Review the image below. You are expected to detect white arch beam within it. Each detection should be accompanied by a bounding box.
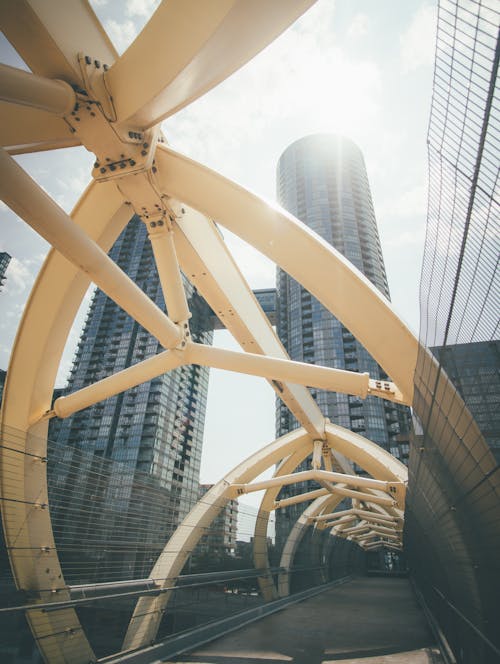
[277,495,343,597]
[155,145,419,402]
[0,150,183,352]
[173,207,327,437]
[231,469,403,499]
[253,443,312,602]
[106,0,315,127]
[122,428,311,651]
[252,440,351,601]
[252,427,407,600]
[0,181,131,663]
[0,0,117,84]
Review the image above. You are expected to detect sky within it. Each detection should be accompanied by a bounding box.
[0,0,437,489]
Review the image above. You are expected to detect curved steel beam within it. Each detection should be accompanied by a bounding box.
[122,428,312,651]
[0,181,130,663]
[254,426,407,599]
[253,443,312,601]
[155,145,419,403]
[106,0,315,127]
[278,494,343,597]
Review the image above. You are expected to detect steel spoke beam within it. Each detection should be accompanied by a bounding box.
[187,342,371,398]
[51,350,184,421]
[147,223,191,325]
[232,468,401,496]
[274,488,330,509]
[314,508,398,525]
[0,63,76,115]
[0,149,182,350]
[318,480,397,507]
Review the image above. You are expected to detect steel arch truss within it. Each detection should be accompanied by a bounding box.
[0,2,443,662]
[122,424,407,650]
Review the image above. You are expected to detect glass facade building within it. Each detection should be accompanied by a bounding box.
[431,341,500,464]
[275,134,411,544]
[0,252,11,292]
[48,217,213,577]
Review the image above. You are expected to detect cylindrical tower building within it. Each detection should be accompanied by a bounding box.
[276,134,411,546]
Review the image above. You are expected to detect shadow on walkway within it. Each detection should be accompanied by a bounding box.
[167,577,442,664]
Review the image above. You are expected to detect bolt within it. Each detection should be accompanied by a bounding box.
[100,167,106,174]
[85,55,91,65]
[103,63,109,71]
[109,164,116,171]
[152,166,157,173]
[128,131,134,139]
[120,162,126,169]
[129,160,136,166]
[150,222,156,227]
[181,208,185,214]
[94,162,99,168]
[90,111,95,117]
[141,150,147,156]
[157,219,164,226]
[143,142,149,149]
[94,60,101,68]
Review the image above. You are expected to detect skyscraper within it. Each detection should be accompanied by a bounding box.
[275,134,411,542]
[0,252,11,291]
[48,216,213,578]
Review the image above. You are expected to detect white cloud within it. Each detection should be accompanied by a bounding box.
[385,227,426,248]
[347,13,370,40]
[400,4,437,72]
[379,182,428,220]
[55,170,91,212]
[100,0,160,54]
[104,18,138,54]
[126,0,160,19]
[164,0,382,199]
[4,256,37,295]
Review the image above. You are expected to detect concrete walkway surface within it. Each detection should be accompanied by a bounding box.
[164,577,443,664]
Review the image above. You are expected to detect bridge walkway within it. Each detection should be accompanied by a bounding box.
[165,576,443,664]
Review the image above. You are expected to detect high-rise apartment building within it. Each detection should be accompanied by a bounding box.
[0,252,11,291]
[275,134,411,543]
[52,217,212,492]
[194,483,238,562]
[48,217,213,578]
